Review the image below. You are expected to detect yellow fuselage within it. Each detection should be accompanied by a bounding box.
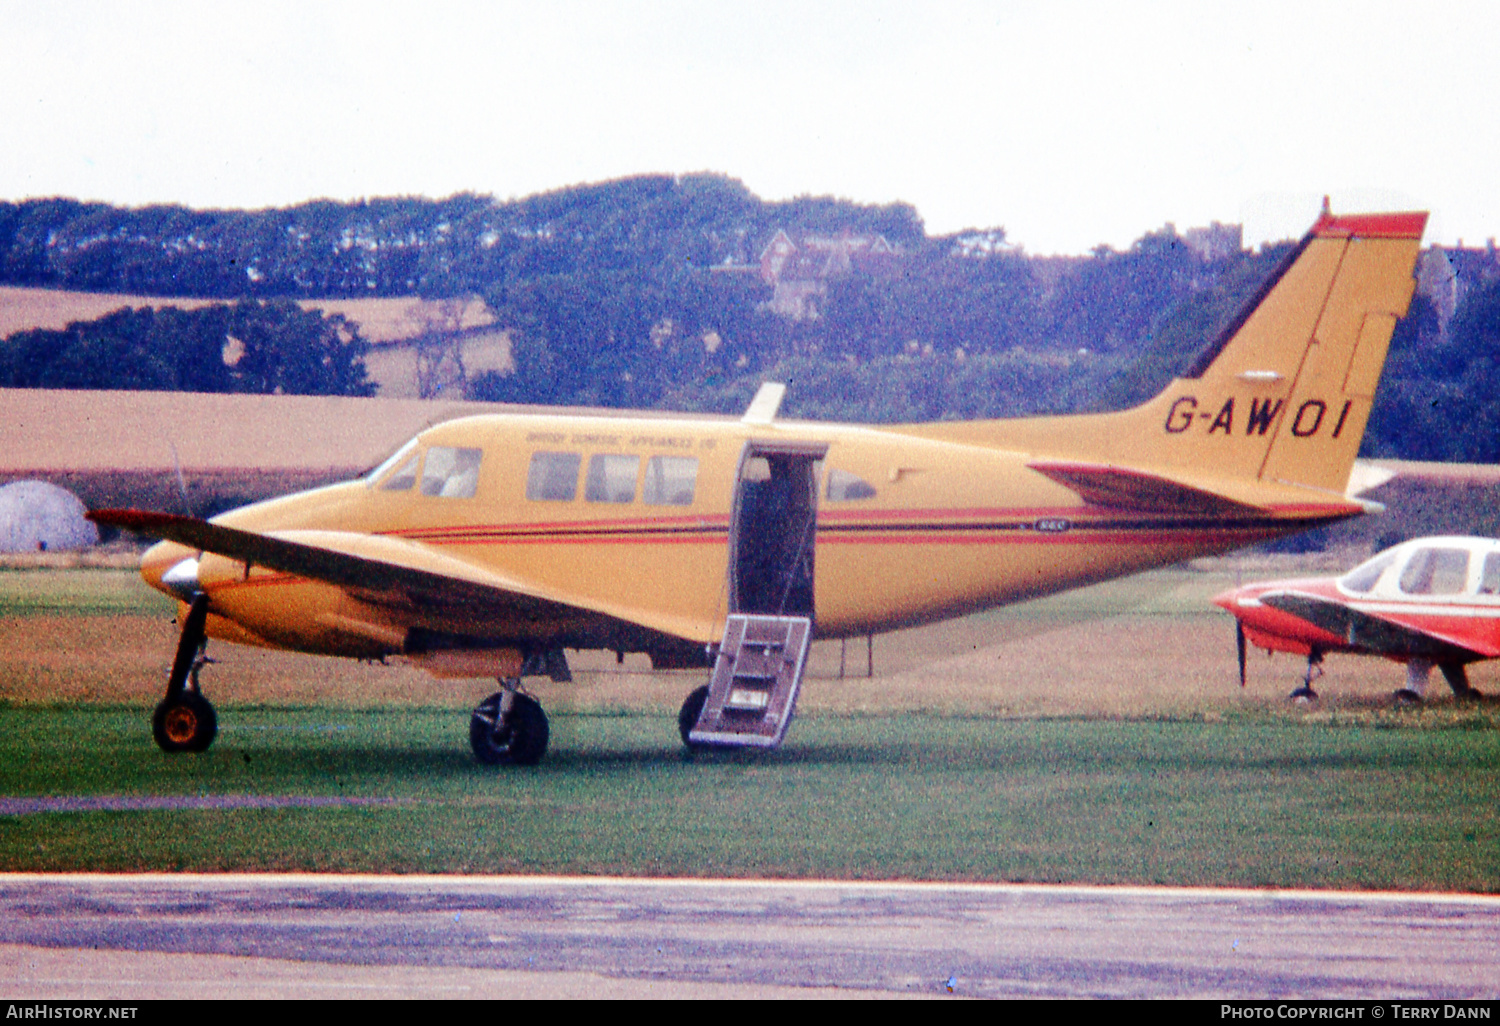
[140,410,1349,668]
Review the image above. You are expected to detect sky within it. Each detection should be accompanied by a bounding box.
[2,0,1498,255]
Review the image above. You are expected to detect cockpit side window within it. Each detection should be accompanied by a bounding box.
[421,446,483,498]
[1340,551,1397,594]
[1398,547,1470,595]
[527,452,581,501]
[826,468,877,501]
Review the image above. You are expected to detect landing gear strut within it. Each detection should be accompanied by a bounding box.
[1395,657,1433,705]
[152,592,218,753]
[470,680,549,766]
[1440,662,1484,702]
[1290,648,1324,702]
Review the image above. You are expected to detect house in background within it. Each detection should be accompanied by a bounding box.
[754,230,901,320]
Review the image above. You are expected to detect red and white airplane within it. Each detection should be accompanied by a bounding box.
[1214,536,1500,702]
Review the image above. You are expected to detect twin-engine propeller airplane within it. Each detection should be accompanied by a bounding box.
[91,206,1428,765]
[1215,536,1498,703]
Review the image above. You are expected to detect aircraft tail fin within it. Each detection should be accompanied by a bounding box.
[903,208,1428,497]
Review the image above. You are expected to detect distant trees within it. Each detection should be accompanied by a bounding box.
[819,233,1040,362]
[0,301,374,396]
[1363,281,1500,462]
[657,350,1131,424]
[1096,241,1294,410]
[4,178,1497,463]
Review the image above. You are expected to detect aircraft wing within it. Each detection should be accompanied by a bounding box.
[1259,590,1500,661]
[88,509,709,646]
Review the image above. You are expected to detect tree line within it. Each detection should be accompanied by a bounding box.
[0,301,372,396]
[2,175,1497,461]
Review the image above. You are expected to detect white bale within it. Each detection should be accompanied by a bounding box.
[0,480,100,553]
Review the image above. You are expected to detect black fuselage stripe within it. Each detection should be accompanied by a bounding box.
[392,513,1349,543]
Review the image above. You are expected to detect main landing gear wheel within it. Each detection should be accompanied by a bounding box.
[152,690,217,753]
[470,687,549,766]
[678,685,710,749]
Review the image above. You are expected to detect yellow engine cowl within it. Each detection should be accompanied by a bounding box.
[195,552,391,659]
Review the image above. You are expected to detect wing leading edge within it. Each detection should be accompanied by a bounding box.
[1260,590,1499,661]
[88,508,712,648]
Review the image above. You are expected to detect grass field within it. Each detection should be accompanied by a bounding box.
[0,562,1497,888]
[1,708,1496,889]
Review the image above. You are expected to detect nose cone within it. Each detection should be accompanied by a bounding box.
[140,540,199,598]
[1212,585,1257,615]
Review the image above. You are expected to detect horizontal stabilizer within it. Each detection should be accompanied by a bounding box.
[1026,460,1264,514]
[1261,591,1499,660]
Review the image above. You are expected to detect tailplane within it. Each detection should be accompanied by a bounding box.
[904,207,1428,498]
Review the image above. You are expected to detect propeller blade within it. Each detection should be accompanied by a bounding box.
[169,441,194,519]
[1236,620,1247,688]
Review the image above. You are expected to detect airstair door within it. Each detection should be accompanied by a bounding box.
[688,441,825,748]
[727,442,824,617]
[688,613,813,748]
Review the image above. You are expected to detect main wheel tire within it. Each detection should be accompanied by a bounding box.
[470,692,549,766]
[677,685,710,748]
[152,693,218,753]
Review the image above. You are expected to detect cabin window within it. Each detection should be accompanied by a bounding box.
[379,451,421,492]
[826,468,877,501]
[421,446,482,498]
[526,451,581,501]
[1340,551,1397,594]
[585,454,640,503]
[1479,553,1500,596]
[643,456,698,506]
[1398,547,1470,596]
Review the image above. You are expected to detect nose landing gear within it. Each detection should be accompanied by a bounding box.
[152,592,218,753]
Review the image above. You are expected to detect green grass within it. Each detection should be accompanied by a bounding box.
[1,705,1496,890]
[0,568,171,617]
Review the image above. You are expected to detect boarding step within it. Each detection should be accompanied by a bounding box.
[689,614,813,748]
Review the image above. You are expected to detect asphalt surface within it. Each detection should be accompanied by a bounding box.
[2,875,1498,999]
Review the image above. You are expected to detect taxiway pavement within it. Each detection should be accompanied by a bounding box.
[2,874,1497,999]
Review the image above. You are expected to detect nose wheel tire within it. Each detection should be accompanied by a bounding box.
[470,691,549,766]
[152,692,218,753]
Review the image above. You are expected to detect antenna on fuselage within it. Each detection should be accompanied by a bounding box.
[742,382,787,425]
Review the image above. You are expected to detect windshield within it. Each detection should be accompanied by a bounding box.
[362,437,420,485]
[1339,550,1397,594]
